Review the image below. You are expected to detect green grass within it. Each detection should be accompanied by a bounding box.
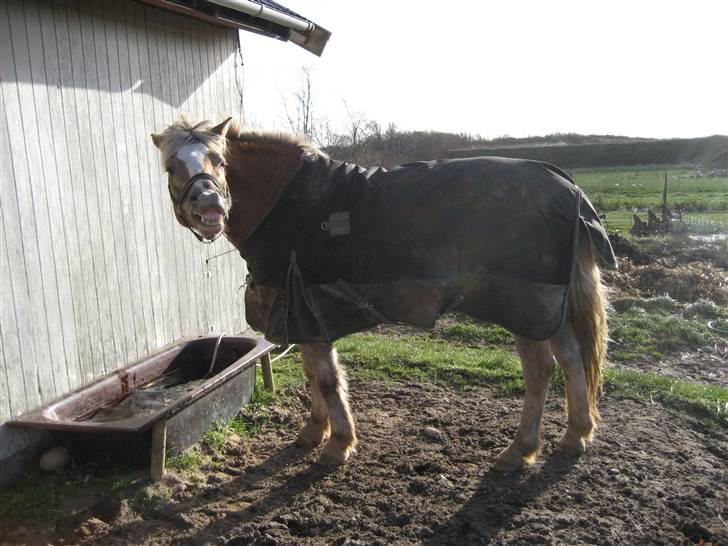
[436,320,514,345]
[337,333,524,393]
[603,368,728,427]
[333,331,727,427]
[608,297,723,362]
[572,167,728,213]
[167,450,204,470]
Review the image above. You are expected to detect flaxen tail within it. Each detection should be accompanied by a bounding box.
[568,235,609,425]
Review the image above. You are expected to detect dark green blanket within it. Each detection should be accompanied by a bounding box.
[242,155,615,344]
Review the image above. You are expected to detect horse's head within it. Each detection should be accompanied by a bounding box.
[151,117,234,243]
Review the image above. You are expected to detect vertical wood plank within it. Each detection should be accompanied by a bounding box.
[0,104,27,418]
[0,226,16,418]
[90,0,137,364]
[2,0,57,405]
[51,0,100,384]
[143,5,180,343]
[148,7,186,341]
[112,0,154,359]
[125,0,164,348]
[39,0,87,391]
[78,0,127,372]
[65,1,116,377]
[26,0,80,395]
[159,9,194,337]
[99,0,146,361]
[180,14,206,334]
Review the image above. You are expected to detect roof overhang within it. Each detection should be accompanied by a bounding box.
[139,0,331,56]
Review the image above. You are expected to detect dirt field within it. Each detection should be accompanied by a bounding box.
[2,379,725,546]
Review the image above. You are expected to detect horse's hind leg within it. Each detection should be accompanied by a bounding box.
[550,324,595,453]
[298,343,357,465]
[494,336,555,471]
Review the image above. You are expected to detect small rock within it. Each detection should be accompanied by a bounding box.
[438,475,455,489]
[422,427,444,442]
[39,445,71,472]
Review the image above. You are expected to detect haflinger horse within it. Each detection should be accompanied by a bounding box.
[151,116,616,471]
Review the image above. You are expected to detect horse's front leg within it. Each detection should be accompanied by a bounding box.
[494,336,555,471]
[297,342,357,465]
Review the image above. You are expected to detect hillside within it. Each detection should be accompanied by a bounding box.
[446,135,728,169]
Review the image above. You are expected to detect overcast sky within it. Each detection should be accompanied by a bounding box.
[237,0,727,139]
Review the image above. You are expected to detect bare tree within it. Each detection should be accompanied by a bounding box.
[282,66,316,139]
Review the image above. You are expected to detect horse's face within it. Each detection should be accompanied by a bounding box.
[151,118,233,243]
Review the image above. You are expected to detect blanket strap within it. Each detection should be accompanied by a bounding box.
[442,266,488,314]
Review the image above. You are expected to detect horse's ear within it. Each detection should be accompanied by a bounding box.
[151,133,163,149]
[210,117,233,138]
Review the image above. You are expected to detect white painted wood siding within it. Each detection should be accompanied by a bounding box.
[0,0,247,459]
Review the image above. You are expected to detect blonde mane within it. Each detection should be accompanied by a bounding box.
[155,115,326,165]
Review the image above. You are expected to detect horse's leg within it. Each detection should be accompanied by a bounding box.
[550,323,595,453]
[494,336,555,471]
[298,342,357,465]
[295,345,330,448]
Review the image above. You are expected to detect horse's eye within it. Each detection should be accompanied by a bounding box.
[165,166,175,175]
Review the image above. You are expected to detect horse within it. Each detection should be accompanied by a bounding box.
[151,116,615,471]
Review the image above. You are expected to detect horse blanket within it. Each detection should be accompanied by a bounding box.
[241,155,616,344]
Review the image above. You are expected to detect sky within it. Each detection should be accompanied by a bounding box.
[237,0,728,140]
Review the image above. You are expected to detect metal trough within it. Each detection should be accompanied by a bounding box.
[8,335,276,479]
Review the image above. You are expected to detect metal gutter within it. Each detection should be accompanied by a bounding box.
[207,0,314,32]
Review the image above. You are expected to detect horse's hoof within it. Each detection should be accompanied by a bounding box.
[295,423,329,449]
[493,448,527,472]
[557,433,587,454]
[317,438,356,466]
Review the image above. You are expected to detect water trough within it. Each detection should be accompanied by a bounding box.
[9,334,276,479]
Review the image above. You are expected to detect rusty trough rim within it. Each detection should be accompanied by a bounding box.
[7,335,275,434]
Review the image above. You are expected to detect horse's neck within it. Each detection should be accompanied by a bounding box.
[224,140,303,250]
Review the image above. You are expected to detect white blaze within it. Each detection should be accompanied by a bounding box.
[177,141,209,176]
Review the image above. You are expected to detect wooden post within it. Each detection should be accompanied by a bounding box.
[150,420,167,481]
[261,353,275,394]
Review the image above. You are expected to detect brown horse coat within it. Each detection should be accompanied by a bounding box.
[242,155,616,344]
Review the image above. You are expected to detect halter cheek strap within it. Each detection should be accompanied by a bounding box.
[169,172,230,242]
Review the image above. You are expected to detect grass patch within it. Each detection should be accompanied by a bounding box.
[609,301,719,361]
[436,320,514,345]
[334,331,726,427]
[337,333,523,393]
[603,368,728,427]
[573,167,728,213]
[167,450,204,470]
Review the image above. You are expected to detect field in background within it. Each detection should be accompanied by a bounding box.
[572,166,728,234]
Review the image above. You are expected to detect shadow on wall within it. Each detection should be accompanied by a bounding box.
[4,0,238,109]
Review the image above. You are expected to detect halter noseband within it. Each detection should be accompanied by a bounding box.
[169,172,230,242]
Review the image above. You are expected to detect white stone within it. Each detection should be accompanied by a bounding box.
[39,445,71,472]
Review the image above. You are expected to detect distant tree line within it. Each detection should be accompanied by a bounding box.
[281,67,722,168]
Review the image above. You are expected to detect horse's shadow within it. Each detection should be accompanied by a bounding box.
[424,450,580,545]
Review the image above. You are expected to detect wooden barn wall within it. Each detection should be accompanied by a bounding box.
[0,0,246,468]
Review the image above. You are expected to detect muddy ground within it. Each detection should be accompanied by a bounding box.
[3,380,726,546]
